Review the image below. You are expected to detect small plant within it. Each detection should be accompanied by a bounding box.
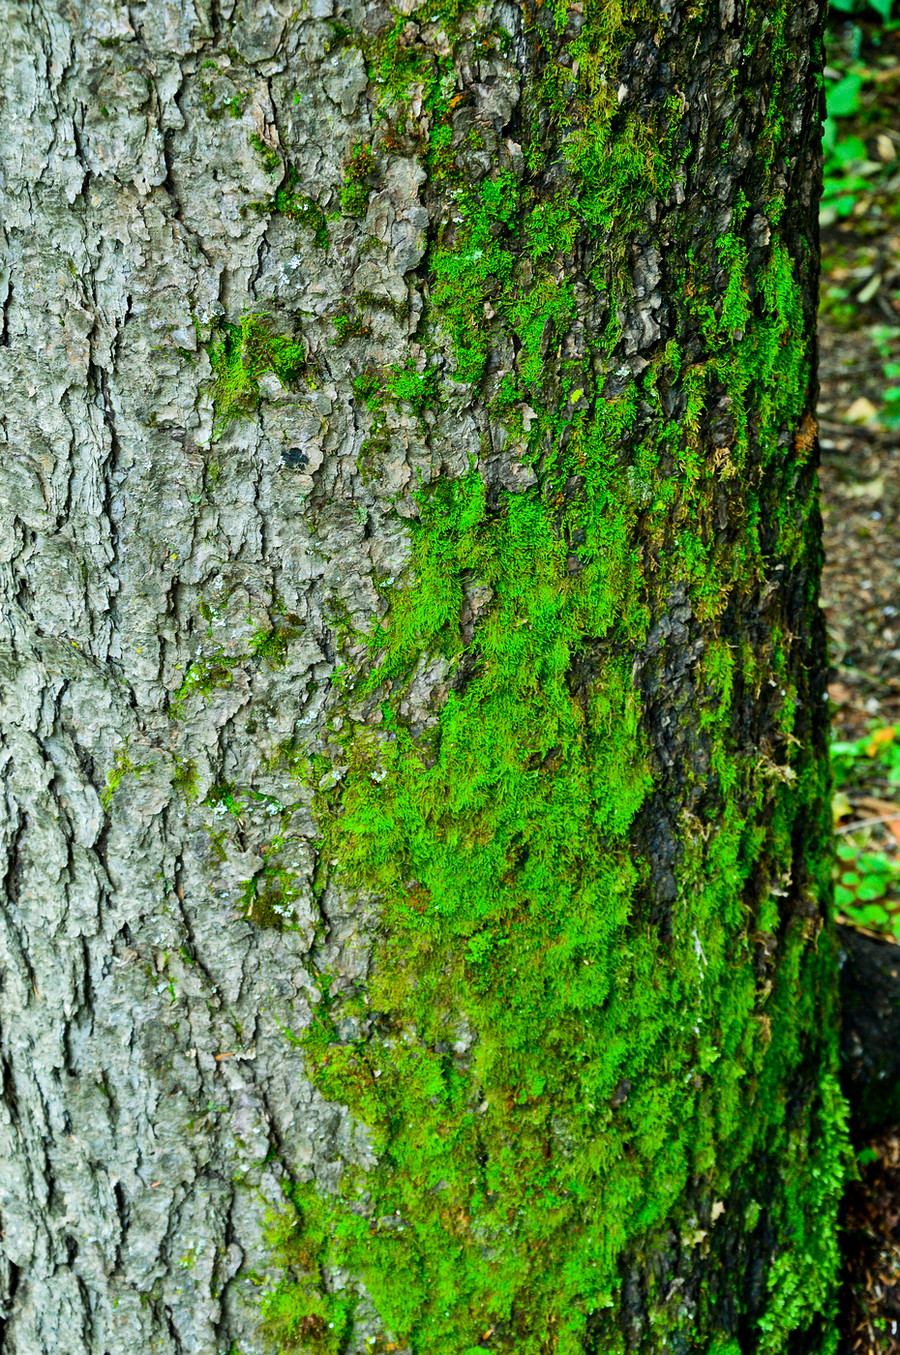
[340,144,375,217]
[834,839,900,933]
[868,324,900,427]
[831,724,900,790]
[832,725,900,938]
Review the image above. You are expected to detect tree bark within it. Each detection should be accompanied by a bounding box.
[0,0,844,1352]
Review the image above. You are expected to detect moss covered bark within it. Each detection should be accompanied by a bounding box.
[242,0,850,1352]
[0,0,843,1344]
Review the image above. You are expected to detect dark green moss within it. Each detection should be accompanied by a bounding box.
[248,166,329,247]
[332,313,369,345]
[250,623,302,670]
[249,132,281,174]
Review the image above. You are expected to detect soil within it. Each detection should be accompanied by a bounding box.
[819,16,900,1351]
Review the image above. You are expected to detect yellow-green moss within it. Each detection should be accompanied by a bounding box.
[208,314,306,436]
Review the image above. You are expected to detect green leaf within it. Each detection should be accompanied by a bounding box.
[835,194,859,217]
[827,74,863,119]
[857,878,888,901]
[835,884,858,906]
[832,135,868,165]
[871,0,893,19]
[859,851,896,874]
[859,904,890,926]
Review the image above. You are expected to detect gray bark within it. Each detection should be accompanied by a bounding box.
[0,0,429,1348]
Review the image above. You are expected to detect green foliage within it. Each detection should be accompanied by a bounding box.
[868,324,900,425]
[831,724,900,788]
[830,0,893,19]
[834,837,900,923]
[831,725,900,937]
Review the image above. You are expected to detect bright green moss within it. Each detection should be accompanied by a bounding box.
[385,363,441,418]
[262,0,844,1349]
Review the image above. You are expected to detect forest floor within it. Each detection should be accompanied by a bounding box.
[820,12,900,1351]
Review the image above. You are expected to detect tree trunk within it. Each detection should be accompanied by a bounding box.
[0,0,844,1352]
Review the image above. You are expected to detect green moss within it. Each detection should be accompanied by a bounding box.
[340,144,375,218]
[250,132,281,174]
[250,624,302,670]
[208,314,306,436]
[260,1195,354,1353]
[352,367,384,412]
[101,747,160,810]
[332,313,368,345]
[248,166,329,247]
[173,756,200,801]
[258,0,844,1349]
[170,653,237,716]
[386,363,441,418]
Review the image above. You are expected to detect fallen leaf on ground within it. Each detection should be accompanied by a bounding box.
[828,682,857,706]
[856,796,900,842]
[844,396,880,424]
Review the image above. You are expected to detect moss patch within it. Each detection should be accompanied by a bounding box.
[259,0,844,1349]
[208,314,306,436]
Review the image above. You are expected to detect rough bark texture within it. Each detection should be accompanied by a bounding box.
[0,0,844,1353]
